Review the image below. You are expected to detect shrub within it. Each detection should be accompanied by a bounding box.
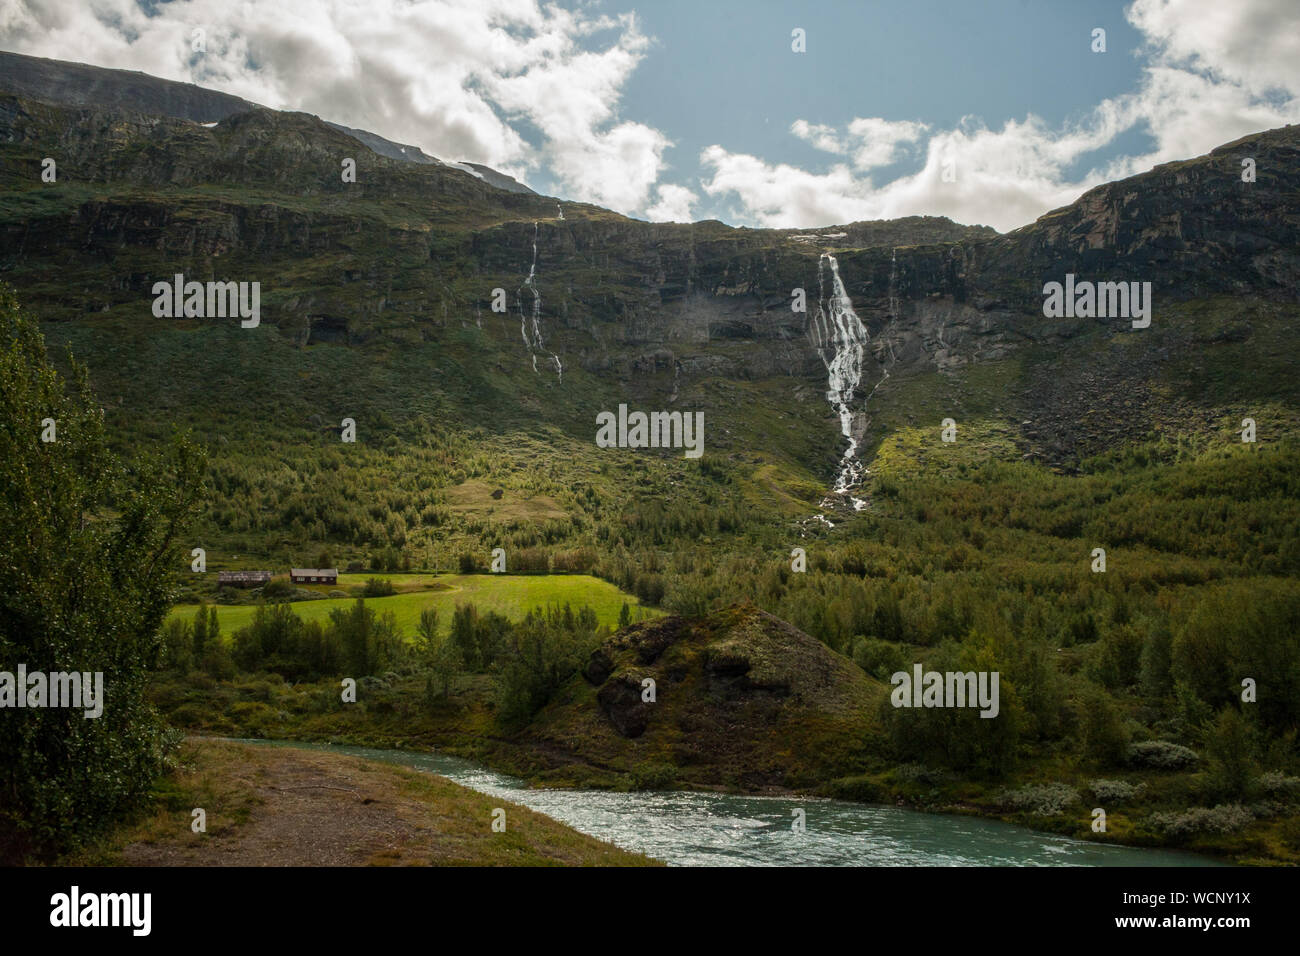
[892,764,954,787]
[826,774,885,802]
[261,578,295,600]
[1088,779,1147,802]
[362,577,395,598]
[1202,707,1256,798]
[629,763,678,791]
[1148,804,1255,838]
[1127,740,1199,770]
[513,547,550,572]
[634,573,666,606]
[851,636,907,680]
[1258,771,1300,800]
[200,640,236,680]
[1079,685,1130,766]
[552,547,596,573]
[996,783,1081,816]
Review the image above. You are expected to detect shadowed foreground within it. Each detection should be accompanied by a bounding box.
[70,739,657,867]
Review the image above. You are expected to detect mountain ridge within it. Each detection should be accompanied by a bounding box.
[0,50,532,193]
[0,55,1296,483]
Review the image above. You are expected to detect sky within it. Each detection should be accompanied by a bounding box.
[2,0,1299,231]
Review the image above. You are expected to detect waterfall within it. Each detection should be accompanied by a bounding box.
[810,253,871,511]
[888,247,899,322]
[517,222,563,381]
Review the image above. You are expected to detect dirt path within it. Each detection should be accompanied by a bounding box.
[105,739,653,867]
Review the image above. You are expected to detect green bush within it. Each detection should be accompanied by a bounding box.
[362,577,396,598]
[825,774,885,802]
[1202,707,1257,799]
[0,288,203,859]
[995,783,1081,816]
[851,636,907,680]
[1078,685,1131,767]
[1127,740,1199,770]
[1088,779,1147,802]
[1148,804,1256,838]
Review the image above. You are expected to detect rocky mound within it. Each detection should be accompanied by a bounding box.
[518,604,883,792]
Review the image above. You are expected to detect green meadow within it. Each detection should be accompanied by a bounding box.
[171,573,660,639]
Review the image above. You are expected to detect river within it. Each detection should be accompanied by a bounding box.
[239,739,1224,867]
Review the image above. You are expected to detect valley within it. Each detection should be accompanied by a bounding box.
[1,51,1298,869]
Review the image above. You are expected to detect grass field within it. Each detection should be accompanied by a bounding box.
[170,573,660,639]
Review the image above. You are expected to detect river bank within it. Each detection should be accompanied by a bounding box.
[229,738,1226,866]
[63,738,656,867]
[149,663,1300,865]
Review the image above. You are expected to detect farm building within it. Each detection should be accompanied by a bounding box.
[290,568,338,585]
[217,570,273,588]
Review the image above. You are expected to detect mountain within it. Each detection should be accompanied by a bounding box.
[0,50,255,122]
[0,50,530,189]
[1,55,1297,508]
[4,56,1300,866]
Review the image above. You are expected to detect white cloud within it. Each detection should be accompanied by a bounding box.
[645,183,698,222]
[700,146,878,226]
[845,118,930,171]
[1128,0,1300,98]
[792,117,929,172]
[790,120,845,155]
[703,0,1300,231]
[0,0,677,215]
[3,0,1297,230]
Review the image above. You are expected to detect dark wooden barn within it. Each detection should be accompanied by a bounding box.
[217,570,273,588]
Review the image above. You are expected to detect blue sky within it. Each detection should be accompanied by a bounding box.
[3,0,1298,230]
[543,0,1155,224]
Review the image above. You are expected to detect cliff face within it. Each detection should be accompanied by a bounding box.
[985,127,1300,302]
[1,59,1297,474]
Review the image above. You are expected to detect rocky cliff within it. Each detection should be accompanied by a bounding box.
[1,57,1297,479]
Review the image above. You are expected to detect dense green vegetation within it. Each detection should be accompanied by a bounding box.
[8,257,1300,863]
[137,395,1300,860]
[159,590,613,725]
[0,290,202,860]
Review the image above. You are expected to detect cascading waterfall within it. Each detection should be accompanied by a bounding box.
[888,247,900,322]
[885,246,900,363]
[517,222,563,381]
[810,253,872,512]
